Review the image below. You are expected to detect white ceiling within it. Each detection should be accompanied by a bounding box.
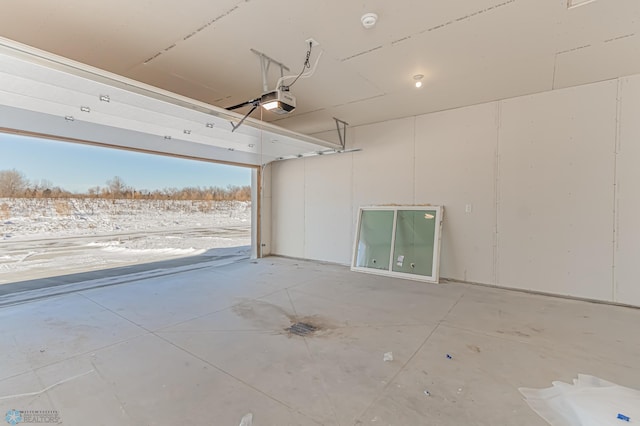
[2,0,640,137]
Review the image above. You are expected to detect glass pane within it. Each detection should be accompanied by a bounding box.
[355,210,394,270]
[392,210,437,277]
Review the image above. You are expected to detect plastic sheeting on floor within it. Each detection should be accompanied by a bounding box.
[519,375,640,426]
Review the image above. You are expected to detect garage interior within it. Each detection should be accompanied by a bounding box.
[2,0,640,424]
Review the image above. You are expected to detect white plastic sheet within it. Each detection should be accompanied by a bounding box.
[519,375,640,426]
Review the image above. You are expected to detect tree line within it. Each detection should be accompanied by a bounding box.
[0,169,251,201]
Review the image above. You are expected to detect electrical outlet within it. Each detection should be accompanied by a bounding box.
[465,204,473,213]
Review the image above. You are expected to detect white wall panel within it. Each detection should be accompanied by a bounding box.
[260,194,272,257]
[304,154,354,264]
[271,160,305,258]
[615,75,640,305]
[352,118,416,208]
[269,74,640,306]
[260,164,272,256]
[414,103,498,284]
[497,81,617,301]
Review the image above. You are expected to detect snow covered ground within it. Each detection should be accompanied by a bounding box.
[0,198,251,284]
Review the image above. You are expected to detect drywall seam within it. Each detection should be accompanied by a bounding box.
[251,168,259,259]
[604,33,636,44]
[556,44,592,55]
[612,78,622,302]
[142,3,244,65]
[419,1,517,36]
[303,158,307,259]
[341,0,517,62]
[341,46,384,62]
[555,34,634,58]
[616,79,624,155]
[412,116,417,205]
[552,53,558,90]
[494,101,502,285]
[350,142,355,265]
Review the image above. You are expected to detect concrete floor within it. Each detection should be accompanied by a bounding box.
[1,257,639,425]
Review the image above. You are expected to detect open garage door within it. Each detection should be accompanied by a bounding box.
[0,132,255,295]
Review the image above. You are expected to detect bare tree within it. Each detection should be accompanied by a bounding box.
[106,176,126,198]
[37,179,53,190]
[87,186,100,198]
[0,169,28,197]
[0,169,251,201]
[31,179,53,198]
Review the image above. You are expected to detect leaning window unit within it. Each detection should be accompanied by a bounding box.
[351,205,444,283]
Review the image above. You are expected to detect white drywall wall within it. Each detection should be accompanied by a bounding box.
[615,75,640,306]
[271,159,305,257]
[304,154,353,263]
[270,73,640,306]
[414,103,499,284]
[260,164,272,257]
[352,118,416,208]
[497,81,617,301]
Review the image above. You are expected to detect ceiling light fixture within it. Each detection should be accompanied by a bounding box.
[413,74,424,88]
[361,13,378,29]
[261,88,296,114]
[261,90,296,114]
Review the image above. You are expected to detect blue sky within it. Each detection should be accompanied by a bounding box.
[0,133,252,193]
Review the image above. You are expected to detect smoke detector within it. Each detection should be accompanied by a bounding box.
[361,13,378,29]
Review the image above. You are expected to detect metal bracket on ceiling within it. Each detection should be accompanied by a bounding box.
[250,49,290,92]
[333,117,349,149]
[230,103,259,132]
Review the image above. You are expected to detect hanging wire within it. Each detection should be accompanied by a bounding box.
[278,42,312,90]
[259,106,264,258]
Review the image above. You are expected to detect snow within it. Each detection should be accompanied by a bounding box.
[0,198,251,284]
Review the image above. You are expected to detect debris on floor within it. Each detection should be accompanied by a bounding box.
[446,353,453,359]
[519,374,640,426]
[383,352,394,362]
[424,390,431,397]
[617,413,630,422]
[239,413,253,426]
